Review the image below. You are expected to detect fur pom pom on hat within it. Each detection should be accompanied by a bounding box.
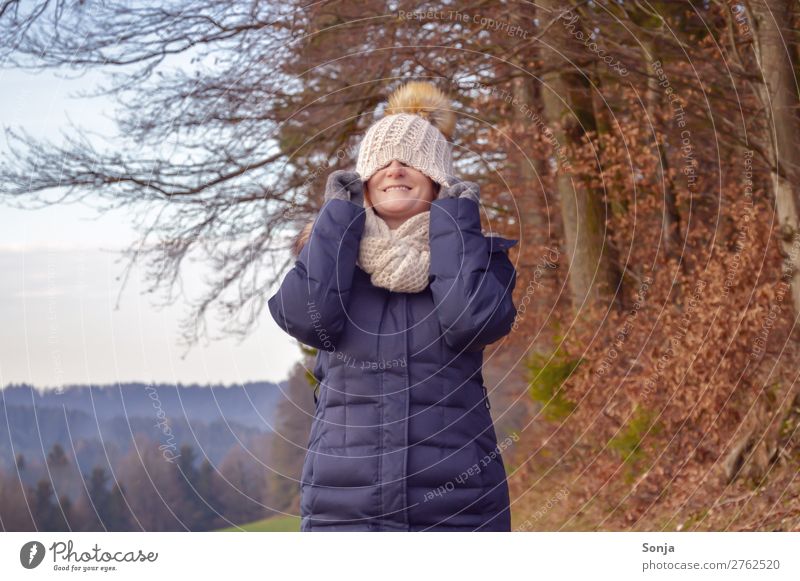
[356,81,456,190]
[385,82,456,138]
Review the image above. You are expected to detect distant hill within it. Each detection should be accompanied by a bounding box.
[0,381,285,477]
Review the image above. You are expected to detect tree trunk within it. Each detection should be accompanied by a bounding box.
[511,74,556,294]
[538,0,620,312]
[747,0,800,313]
[721,0,800,484]
[642,36,683,264]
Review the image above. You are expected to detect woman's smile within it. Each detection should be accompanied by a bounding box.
[383,184,411,192]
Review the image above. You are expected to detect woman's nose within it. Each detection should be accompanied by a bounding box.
[386,160,405,175]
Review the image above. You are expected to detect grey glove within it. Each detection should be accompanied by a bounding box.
[440,176,480,205]
[324,170,365,207]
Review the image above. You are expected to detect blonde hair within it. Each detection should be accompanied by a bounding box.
[293,219,314,257]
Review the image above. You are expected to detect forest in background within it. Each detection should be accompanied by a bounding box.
[0,377,311,531]
[1,1,799,530]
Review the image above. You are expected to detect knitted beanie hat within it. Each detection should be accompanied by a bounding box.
[356,81,456,192]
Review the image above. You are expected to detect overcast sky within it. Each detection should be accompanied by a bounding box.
[0,66,300,389]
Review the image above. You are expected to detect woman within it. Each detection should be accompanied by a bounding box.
[268,81,518,531]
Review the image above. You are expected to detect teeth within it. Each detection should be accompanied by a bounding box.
[385,186,410,192]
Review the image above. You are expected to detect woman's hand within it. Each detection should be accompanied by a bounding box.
[440,176,480,205]
[324,170,365,206]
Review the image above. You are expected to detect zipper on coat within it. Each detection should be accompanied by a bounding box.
[482,385,491,410]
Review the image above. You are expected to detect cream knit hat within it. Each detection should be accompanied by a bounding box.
[356,81,456,191]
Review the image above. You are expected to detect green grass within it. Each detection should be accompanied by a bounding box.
[526,348,582,422]
[217,514,301,532]
[608,405,662,483]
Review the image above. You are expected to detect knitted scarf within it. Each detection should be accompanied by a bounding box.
[357,205,431,293]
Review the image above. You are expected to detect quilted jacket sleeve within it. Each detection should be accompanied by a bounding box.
[429,196,518,353]
[267,198,365,351]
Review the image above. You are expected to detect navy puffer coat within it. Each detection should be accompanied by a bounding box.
[268,195,518,531]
